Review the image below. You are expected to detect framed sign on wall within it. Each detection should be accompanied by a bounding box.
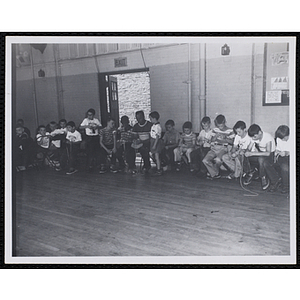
[263,43,289,106]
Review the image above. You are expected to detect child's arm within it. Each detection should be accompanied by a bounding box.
[245,141,272,157]
[112,130,117,153]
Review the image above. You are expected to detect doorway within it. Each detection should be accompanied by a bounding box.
[98,69,151,127]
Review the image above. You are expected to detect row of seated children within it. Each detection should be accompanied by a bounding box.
[170,114,290,194]
[15,109,291,193]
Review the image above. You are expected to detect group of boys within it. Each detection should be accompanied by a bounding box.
[14,110,290,194]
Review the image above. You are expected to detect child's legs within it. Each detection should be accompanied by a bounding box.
[173,147,181,162]
[262,154,280,184]
[190,148,201,168]
[154,152,161,170]
[215,148,227,169]
[115,146,125,168]
[139,140,151,169]
[185,148,194,163]
[202,149,218,176]
[68,144,79,170]
[277,156,289,186]
[124,143,136,169]
[222,153,235,172]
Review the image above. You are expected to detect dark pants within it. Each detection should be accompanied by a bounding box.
[275,156,289,187]
[66,143,80,170]
[86,135,100,167]
[190,146,210,172]
[100,144,125,167]
[244,153,280,184]
[137,140,151,169]
[161,146,176,166]
[117,142,135,169]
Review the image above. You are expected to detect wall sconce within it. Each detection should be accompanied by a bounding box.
[38,69,45,78]
[221,44,230,56]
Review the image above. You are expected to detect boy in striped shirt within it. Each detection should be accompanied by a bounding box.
[203,114,235,179]
[174,121,197,171]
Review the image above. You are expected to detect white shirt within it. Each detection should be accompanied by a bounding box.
[197,129,213,147]
[233,133,252,150]
[80,118,101,136]
[66,130,82,142]
[150,123,162,139]
[276,137,291,153]
[36,133,50,148]
[254,132,276,152]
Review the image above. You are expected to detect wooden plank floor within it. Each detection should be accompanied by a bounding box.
[13,165,290,257]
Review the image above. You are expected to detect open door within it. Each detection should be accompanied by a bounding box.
[108,76,119,127]
[98,74,119,127]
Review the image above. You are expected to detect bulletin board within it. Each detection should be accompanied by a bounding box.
[262,43,289,106]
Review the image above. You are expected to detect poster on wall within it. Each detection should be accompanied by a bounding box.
[263,44,289,106]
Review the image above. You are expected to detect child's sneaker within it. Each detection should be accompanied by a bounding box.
[99,165,107,174]
[152,169,163,176]
[261,176,270,190]
[175,162,181,172]
[110,165,118,173]
[66,169,78,175]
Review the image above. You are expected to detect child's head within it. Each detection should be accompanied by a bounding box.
[233,120,247,137]
[16,124,24,136]
[59,119,67,128]
[66,121,76,133]
[37,125,46,135]
[182,121,192,135]
[214,114,226,129]
[165,119,175,132]
[275,125,289,141]
[135,110,145,124]
[121,115,130,126]
[248,124,263,140]
[149,111,160,123]
[17,119,24,126]
[106,118,115,129]
[87,108,95,120]
[201,116,211,131]
[49,121,57,131]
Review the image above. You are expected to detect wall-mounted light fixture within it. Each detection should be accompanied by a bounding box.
[38,69,45,77]
[221,44,230,56]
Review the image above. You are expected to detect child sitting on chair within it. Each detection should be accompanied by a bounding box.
[65,121,82,175]
[149,111,164,176]
[117,115,136,174]
[161,119,180,170]
[99,118,125,174]
[190,116,213,175]
[202,114,235,179]
[274,125,290,194]
[174,121,196,171]
[36,125,60,171]
[15,123,34,171]
[222,120,252,179]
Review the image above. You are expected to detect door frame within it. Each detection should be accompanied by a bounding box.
[98,68,149,126]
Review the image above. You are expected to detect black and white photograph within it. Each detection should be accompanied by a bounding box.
[5,35,296,265]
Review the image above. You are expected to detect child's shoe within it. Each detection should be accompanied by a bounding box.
[110,165,118,173]
[152,169,163,176]
[261,176,270,190]
[99,165,107,174]
[268,178,282,193]
[281,185,289,194]
[66,169,78,175]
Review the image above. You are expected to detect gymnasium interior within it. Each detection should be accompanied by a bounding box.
[7,37,295,264]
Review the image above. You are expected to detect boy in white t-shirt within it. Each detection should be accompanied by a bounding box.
[222,120,252,179]
[79,108,101,171]
[274,125,290,194]
[190,116,213,175]
[243,124,281,191]
[149,111,164,176]
[65,121,82,175]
